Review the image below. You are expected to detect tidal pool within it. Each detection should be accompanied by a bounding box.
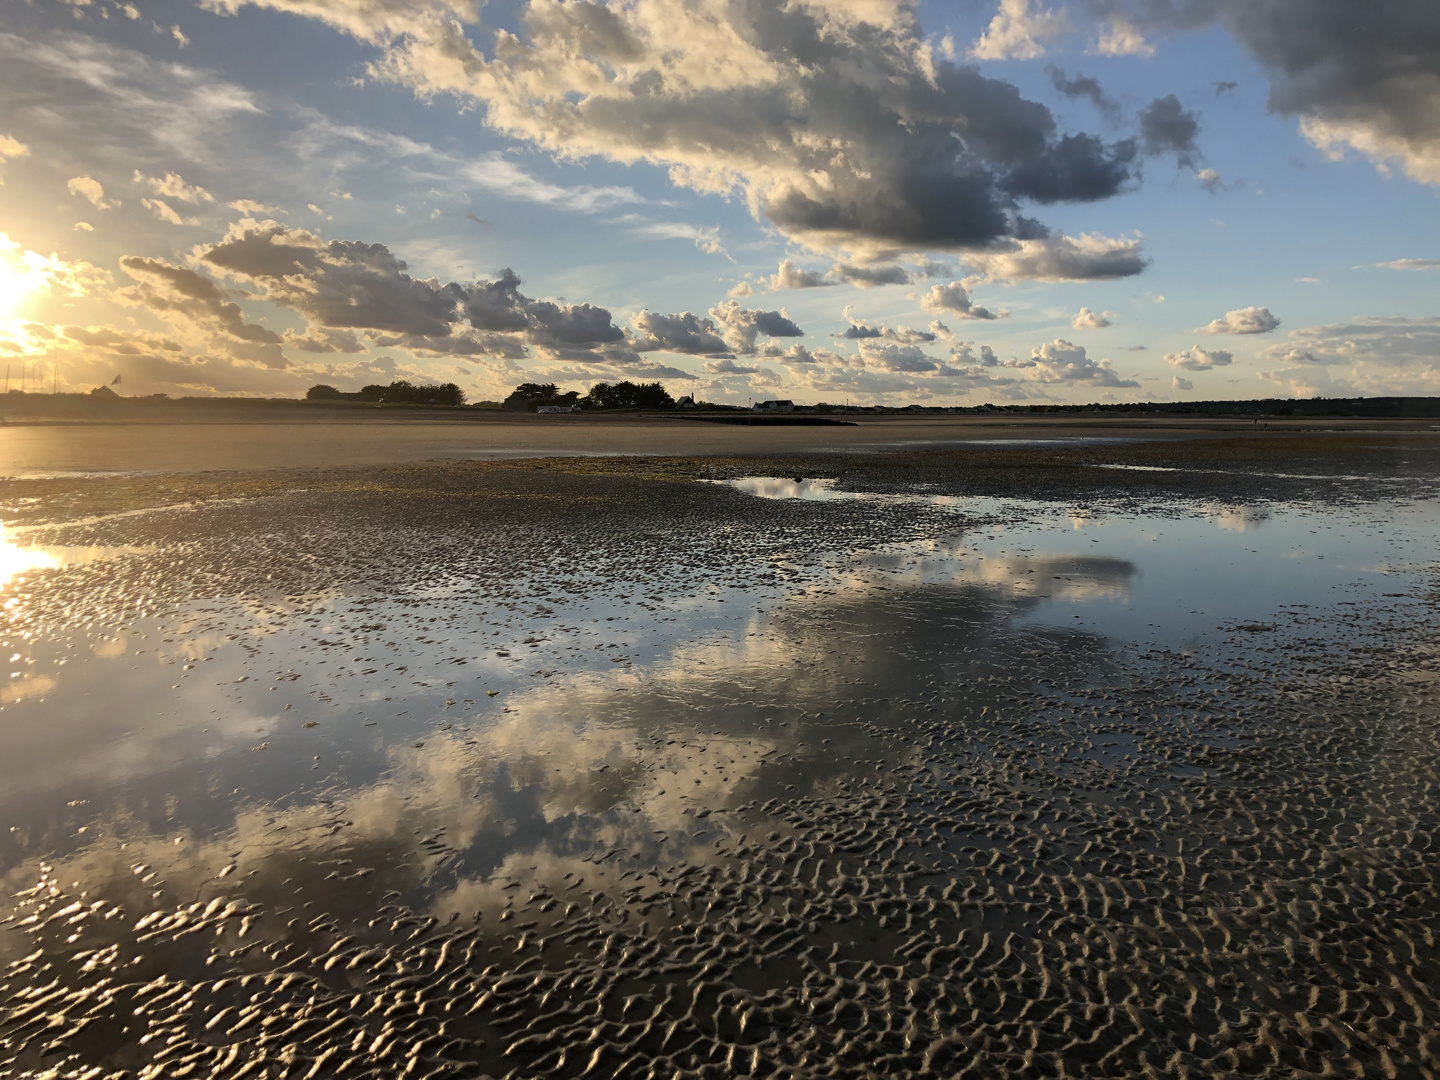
[1,466,1437,1079]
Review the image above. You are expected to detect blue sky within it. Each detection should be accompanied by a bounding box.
[0,0,1435,404]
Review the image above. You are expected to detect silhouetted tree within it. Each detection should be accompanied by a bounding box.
[586,381,674,409]
[351,380,466,405]
[306,384,343,400]
[503,383,581,411]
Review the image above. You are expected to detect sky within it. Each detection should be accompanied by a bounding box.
[0,0,1436,406]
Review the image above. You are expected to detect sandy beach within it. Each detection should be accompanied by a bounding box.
[2,432,1438,1079]
[2,410,1437,475]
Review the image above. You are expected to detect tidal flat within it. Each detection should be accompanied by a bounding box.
[2,433,1439,1080]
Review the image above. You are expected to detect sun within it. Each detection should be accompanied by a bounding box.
[0,260,32,318]
[0,239,43,319]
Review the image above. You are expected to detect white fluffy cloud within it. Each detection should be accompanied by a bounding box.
[962,232,1148,282]
[919,281,999,320]
[763,258,834,292]
[1258,316,1440,369]
[1071,306,1114,328]
[970,0,1071,60]
[1165,345,1234,371]
[1006,338,1138,386]
[68,175,118,209]
[135,170,214,203]
[1202,306,1280,334]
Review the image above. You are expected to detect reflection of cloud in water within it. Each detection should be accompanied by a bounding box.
[1202,502,1271,532]
[834,544,1136,603]
[719,476,967,510]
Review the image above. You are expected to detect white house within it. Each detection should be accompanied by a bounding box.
[753,399,794,413]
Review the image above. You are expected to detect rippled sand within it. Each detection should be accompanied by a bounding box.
[2,439,1439,1079]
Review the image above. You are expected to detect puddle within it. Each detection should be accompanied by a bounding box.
[1,473,1437,1078]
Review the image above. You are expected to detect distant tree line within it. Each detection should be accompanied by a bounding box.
[307,380,466,406]
[305,378,677,411]
[503,380,675,411]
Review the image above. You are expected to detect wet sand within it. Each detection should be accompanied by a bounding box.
[2,436,1438,1078]
[2,412,1436,475]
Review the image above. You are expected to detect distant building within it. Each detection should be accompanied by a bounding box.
[753,399,794,413]
[535,404,579,414]
[675,395,696,409]
[90,384,120,398]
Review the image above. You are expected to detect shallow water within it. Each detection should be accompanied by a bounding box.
[2,470,1438,1079]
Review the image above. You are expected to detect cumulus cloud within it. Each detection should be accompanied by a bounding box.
[971,0,1072,60]
[135,170,213,202]
[1138,95,1202,167]
[1096,0,1440,187]
[839,316,936,345]
[68,175,118,209]
[1165,344,1234,370]
[209,0,1148,266]
[919,281,999,320]
[1006,338,1138,386]
[832,264,914,288]
[703,357,763,375]
[1071,306,1114,328]
[117,256,288,367]
[963,231,1148,281]
[1258,316,1440,368]
[1254,317,1440,397]
[1202,306,1280,334]
[1093,16,1154,57]
[200,220,626,357]
[765,258,834,291]
[709,300,804,354]
[1172,375,1193,390]
[630,311,731,356]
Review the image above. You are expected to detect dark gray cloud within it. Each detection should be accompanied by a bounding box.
[1093,0,1440,185]
[630,311,731,356]
[708,301,806,354]
[223,0,1151,269]
[1215,81,1239,96]
[832,264,915,288]
[1046,66,1122,122]
[117,256,289,367]
[1005,133,1138,202]
[1138,95,1202,167]
[201,221,626,351]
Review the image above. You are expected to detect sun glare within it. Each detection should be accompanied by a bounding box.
[0,525,60,589]
[0,237,46,319]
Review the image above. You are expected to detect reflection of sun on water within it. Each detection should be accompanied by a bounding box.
[0,524,60,587]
